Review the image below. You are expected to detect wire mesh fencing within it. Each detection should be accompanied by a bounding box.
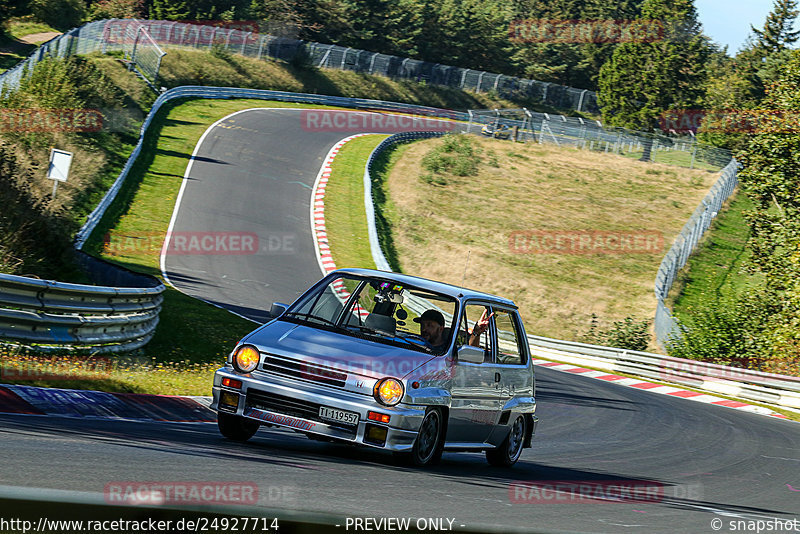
[464,109,732,171]
[0,19,601,114]
[653,159,740,348]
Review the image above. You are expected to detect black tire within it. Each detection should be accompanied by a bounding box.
[486,414,527,467]
[410,408,445,466]
[217,412,259,442]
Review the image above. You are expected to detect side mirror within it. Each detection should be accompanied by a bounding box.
[456,345,484,364]
[270,302,288,318]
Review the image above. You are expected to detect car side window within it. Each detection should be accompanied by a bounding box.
[457,304,493,362]
[494,310,525,365]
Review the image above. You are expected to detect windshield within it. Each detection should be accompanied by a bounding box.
[282,274,458,355]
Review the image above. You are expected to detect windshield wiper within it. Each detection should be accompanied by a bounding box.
[282,312,348,332]
[394,333,430,350]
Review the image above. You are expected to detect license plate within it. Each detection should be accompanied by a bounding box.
[319,406,359,426]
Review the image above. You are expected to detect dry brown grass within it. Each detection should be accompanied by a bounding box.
[385,136,718,350]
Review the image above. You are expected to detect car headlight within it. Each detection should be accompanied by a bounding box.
[232,345,260,373]
[374,378,404,406]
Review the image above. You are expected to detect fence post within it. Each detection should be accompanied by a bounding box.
[577,89,587,112]
[369,52,377,74]
[257,35,265,59]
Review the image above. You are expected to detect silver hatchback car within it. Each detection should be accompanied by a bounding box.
[211,268,537,467]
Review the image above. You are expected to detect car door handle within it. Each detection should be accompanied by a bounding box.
[494,372,501,382]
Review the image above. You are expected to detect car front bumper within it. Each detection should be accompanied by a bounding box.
[211,367,426,452]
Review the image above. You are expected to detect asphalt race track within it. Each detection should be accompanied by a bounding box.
[1,369,799,532]
[1,108,799,533]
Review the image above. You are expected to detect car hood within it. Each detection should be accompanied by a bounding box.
[244,320,438,379]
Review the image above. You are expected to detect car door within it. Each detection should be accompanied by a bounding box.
[486,308,534,445]
[446,302,504,445]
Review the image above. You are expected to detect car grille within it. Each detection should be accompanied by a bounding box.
[245,389,357,436]
[260,353,347,388]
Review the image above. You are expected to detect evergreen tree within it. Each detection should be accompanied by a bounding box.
[597,0,711,130]
[751,0,800,55]
[149,0,189,20]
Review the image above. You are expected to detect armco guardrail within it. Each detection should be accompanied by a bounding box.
[362,134,799,412]
[0,263,164,353]
[0,18,731,171]
[75,86,473,248]
[364,131,447,273]
[527,335,800,410]
[69,85,729,247]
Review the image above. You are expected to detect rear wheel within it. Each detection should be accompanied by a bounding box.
[410,408,444,466]
[486,414,527,467]
[217,412,259,442]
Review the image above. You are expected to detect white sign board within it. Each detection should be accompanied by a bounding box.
[47,149,73,183]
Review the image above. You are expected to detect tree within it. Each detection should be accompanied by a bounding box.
[597,0,712,131]
[29,0,87,30]
[751,0,800,55]
[675,48,800,374]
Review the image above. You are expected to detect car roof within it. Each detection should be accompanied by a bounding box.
[330,268,517,308]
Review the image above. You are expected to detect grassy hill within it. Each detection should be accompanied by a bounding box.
[376,136,719,349]
[0,46,724,391]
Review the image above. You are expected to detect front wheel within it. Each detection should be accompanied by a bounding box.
[410,408,445,466]
[486,414,527,467]
[217,412,259,442]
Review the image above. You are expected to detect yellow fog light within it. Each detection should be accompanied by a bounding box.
[232,345,260,373]
[374,378,404,406]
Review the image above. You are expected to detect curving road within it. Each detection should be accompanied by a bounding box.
[1,108,799,533]
[1,369,798,532]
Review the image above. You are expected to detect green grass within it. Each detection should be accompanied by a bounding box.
[78,98,374,389]
[157,48,589,118]
[324,135,388,270]
[0,19,60,73]
[617,147,726,172]
[668,191,759,319]
[3,19,60,41]
[0,345,216,395]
